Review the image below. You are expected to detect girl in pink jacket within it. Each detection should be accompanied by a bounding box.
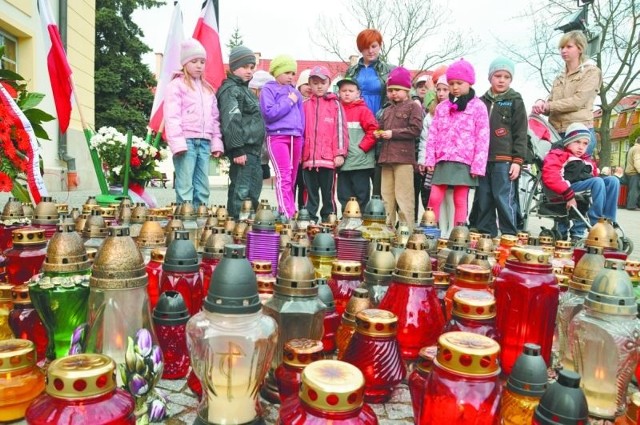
[425,59,490,225]
[164,39,224,207]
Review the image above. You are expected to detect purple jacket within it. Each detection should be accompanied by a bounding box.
[425,97,490,176]
[259,81,305,136]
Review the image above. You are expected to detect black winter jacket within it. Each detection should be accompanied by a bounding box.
[480,88,528,165]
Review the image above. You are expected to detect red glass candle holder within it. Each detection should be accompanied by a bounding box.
[419,332,502,425]
[145,248,165,310]
[152,291,190,379]
[444,290,498,341]
[160,231,203,315]
[4,228,47,286]
[277,360,379,424]
[8,285,48,361]
[494,248,559,375]
[335,288,371,359]
[25,354,136,425]
[444,264,492,320]
[275,338,324,403]
[408,346,437,423]
[342,309,406,403]
[328,260,363,316]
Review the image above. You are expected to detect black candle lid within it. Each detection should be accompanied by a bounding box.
[153,291,190,325]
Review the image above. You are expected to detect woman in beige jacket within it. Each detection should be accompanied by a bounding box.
[533,30,602,156]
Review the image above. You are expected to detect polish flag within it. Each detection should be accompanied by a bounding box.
[148,2,184,133]
[37,0,73,134]
[192,0,225,89]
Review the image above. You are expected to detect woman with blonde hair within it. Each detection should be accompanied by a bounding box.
[533,30,602,156]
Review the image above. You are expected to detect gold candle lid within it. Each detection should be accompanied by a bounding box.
[556,274,570,289]
[500,235,518,247]
[437,238,448,250]
[252,260,272,275]
[12,228,46,245]
[452,290,496,319]
[283,338,324,368]
[555,240,572,250]
[0,283,12,301]
[517,232,529,240]
[46,354,117,399]
[454,264,491,286]
[508,248,551,265]
[568,275,592,292]
[538,235,554,246]
[417,345,438,374]
[150,247,167,262]
[257,276,276,293]
[56,203,69,214]
[10,284,31,304]
[563,264,575,277]
[342,288,372,322]
[300,360,365,413]
[432,271,450,288]
[331,260,362,277]
[355,308,397,337]
[554,251,572,260]
[435,331,500,377]
[0,339,36,372]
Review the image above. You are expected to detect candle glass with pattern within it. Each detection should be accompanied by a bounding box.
[160,230,203,315]
[186,244,278,425]
[275,338,324,403]
[152,291,190,379]
[408,346,437,423]
[145,247,165,309]
[444,290,498,341]
[444,264,493,321]
[335,288,371,360]
[341,309,406,403]
[246,201,281,278]
[327,260,363,316]
[317,278,340,354]
[8,285,48,361]
[0,339,45,422]
[4,228,47,286]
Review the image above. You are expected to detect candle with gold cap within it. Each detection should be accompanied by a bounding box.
[275,338,324,403]
[0,339,45,421]
[444,290,498,341]
[4,228,47,286]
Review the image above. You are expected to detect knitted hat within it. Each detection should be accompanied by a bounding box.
[337,77,359,90]
[446,59,476,85]
[436,74,449,87]
[180,39,206,66]
[488,56,515,79]
[431,65,448,85]
[309,65,331,81]
[229,45,256,71]
[563,123,591,147]
[249,70,275,90]
[296,69,311,89]
[387,67,412,91]
[269,55,297,77]
[414,74,430,87]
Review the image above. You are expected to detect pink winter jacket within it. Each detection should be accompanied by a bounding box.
[424,97,490,176]
[301,93,349,169]
[164,73,224,155]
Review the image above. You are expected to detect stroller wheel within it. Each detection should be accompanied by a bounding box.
[619,237,634,255]
[539,227,556,240]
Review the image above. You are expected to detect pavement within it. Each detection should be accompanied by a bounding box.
[1,182,637,424]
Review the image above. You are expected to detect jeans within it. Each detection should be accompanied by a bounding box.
[173,138,211,207]
[627,173,640,209]
[227,153,263,219]
[475,162,519,237]
[558,176,619,238]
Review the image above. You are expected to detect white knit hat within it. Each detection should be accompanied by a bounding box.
[180,39,206,66]
[249,70,275,90]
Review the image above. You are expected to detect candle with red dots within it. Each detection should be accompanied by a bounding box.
[25,353,136,424]
[277,359,379,424]
[275,338,324,403]
[418,332,502,425]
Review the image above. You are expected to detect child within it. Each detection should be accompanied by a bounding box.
[542,122,619,241]
[217,45,265,219]
[301,66,349,223]
[249,70,276,182]
[294,69,312,209]
[296,69,313,100]
[473,57,528,237]
[424,59,490,226]
[259,55,305,219]
[336,77,378,214]
[377,66,424,229]
[412,74,431,110]
[164,39,224,208]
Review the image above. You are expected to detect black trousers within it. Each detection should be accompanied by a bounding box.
[303,168,337,222]
[227,154,263,219]
[337,168,373,215]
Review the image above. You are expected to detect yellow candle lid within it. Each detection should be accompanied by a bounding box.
[508,248,551,266]
[452,290,496,320]
[355,308,397,337]
[46,354,116,399]
[252,260,272,274]
[12,228,46,245]
[0,339,36,372]
[300,360,365,413]
[435,331,500,377]
[454,264,491,285]
[283,338,324,368]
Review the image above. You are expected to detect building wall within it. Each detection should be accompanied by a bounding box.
[0,0,98,192]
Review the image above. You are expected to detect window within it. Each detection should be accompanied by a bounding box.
[0,31,17,72]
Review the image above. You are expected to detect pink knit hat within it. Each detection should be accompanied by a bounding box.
[180,39,206,66]
[446,59,475,85]
[387,67,412,91]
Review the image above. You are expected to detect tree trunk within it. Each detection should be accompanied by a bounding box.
[598,109,612,167]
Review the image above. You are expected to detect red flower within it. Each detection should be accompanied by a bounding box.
[0,171,13,192]
[15,129,30,152]
[131,147,138,157]
[131,156,141,167]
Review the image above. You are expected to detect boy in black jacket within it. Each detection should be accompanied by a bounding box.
[217,45,266,219]
[473,57,528,237]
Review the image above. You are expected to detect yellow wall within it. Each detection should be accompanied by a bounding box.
[0,0,97,191]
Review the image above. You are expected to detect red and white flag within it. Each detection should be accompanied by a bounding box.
[192,0,225,89]
[37,0,73,134]
[148,2,184,133]
[0,84,49,204]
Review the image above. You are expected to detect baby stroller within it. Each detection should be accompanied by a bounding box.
[519,114,634,254]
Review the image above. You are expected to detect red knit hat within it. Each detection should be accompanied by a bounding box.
[387,67,412,91]
[446,59,476,85]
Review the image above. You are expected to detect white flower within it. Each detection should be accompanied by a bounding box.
[112,165,123,174]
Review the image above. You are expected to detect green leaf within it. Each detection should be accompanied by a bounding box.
[0,69,25,82]
[31,123,51,140]
[23,108,56,124]
[18,92,46,110]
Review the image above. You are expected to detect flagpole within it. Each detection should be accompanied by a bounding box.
[69,78,109,195]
